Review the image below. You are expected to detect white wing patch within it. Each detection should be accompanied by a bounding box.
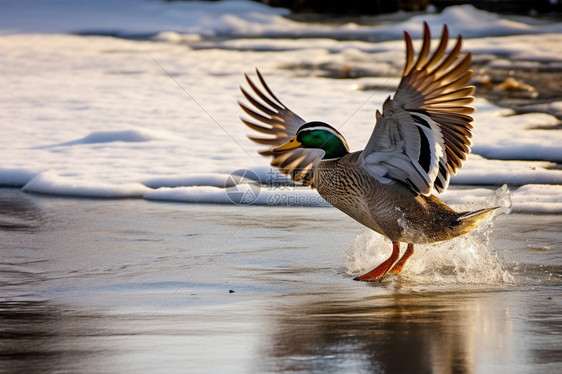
[360,101,446,195]
[358,23,474,196]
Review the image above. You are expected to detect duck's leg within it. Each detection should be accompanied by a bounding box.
[388,243,414,275]
[354,242,400,281]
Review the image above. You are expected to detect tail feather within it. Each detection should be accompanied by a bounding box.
[458,206,499,221]
[456,206,499,236]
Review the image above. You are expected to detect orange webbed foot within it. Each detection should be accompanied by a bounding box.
[388,243,414,275]
[354,242,400,282]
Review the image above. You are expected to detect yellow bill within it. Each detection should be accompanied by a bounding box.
[273,135,301,151]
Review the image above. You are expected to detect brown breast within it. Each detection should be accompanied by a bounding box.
[313,151,462,243]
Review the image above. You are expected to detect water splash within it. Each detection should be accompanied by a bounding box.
[457,184,512,218]
[345,185,514,285]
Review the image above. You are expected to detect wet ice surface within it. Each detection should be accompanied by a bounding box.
[1,189,561,373]
[1,2,562,372]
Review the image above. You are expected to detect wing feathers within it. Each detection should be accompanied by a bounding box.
[403,32,415,76]
[239,105,277,128]
[240,87,279,118]
[248,136,283,146]
[244,73,284,112]
[434,35,463,75]
[241,24,474,194]
[423,25,449,71]
[242,119,277,135]
[437,53,472,84]
[255,70,286,107]
[425,86,475,104]
[240,69,322,186]
[425,70,473,97]
[360,22,475,195]
[413,23,431,71]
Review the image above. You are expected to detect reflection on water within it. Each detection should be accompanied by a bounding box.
[259,291,519,374]
[0,189,42,231]
[0,301,83,373]
[1,289,560,373]
[0,189,561,373]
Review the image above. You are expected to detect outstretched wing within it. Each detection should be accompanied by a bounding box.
[359,22,475,195]
[239,69,323,186]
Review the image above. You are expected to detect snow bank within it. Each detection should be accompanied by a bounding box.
[22,172,150,198]
[510,184,562,214]
[0,169,42,187]
[1,1,561,40]
[0,0,289,36]
[39,129,170,148]
[142,174,236,189]
[452,155,562,186]
[0,1,560,213]
[145,183,330,206]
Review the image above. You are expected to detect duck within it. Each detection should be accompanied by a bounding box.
[239,22,497,281]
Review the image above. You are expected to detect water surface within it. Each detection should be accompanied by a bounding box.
[1,189,561,373]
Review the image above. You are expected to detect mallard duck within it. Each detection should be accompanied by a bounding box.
[239,23,497,281]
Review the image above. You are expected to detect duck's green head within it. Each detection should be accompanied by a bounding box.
[274,121,350,160]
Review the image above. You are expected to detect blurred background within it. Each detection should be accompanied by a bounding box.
[189,0,562,15]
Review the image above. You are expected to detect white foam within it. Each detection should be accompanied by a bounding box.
[42,129,170,148]
[23,172,150,198]
[511,184,562,214]
[345,187,514,285]
[472,110,562,162]
[345,228,513,285]
[0,168,41,187]
[451,155,562,185]
[145,184,330,207]
[142,174,236,189]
